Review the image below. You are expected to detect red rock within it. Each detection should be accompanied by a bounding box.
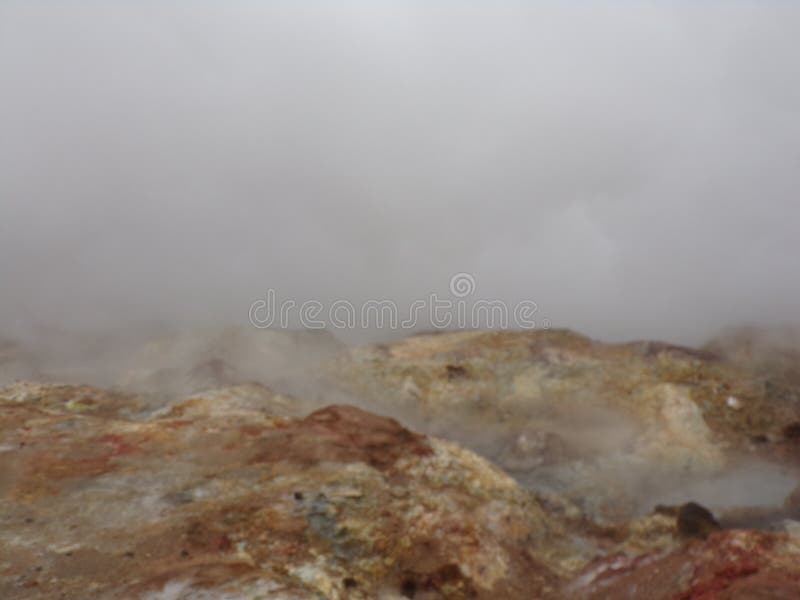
[568,530,800,600]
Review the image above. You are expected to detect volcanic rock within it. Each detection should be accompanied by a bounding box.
[0,383,579,599]
[326,329,800,521]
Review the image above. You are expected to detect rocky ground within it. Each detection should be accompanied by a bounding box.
[1,327,800,598]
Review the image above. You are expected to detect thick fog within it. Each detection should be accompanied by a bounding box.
[1,2,799,345]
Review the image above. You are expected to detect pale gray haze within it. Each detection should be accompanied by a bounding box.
[1,2,799,344]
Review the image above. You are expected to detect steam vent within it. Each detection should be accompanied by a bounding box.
[2,328,800,598]
[4,0,800,596]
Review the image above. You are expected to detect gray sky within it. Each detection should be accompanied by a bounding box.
[1,2,799,344]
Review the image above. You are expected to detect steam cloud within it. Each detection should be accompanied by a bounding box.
[1,2,799,344]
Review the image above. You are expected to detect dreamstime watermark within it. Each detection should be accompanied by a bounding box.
[248,272,551,331]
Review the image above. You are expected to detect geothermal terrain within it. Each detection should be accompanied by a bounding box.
[1,327,800,599]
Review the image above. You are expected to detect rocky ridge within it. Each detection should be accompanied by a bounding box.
[1,327,800,598]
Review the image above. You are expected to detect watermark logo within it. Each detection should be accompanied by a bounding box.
[248,273,550,331]
[449,272,476,298]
